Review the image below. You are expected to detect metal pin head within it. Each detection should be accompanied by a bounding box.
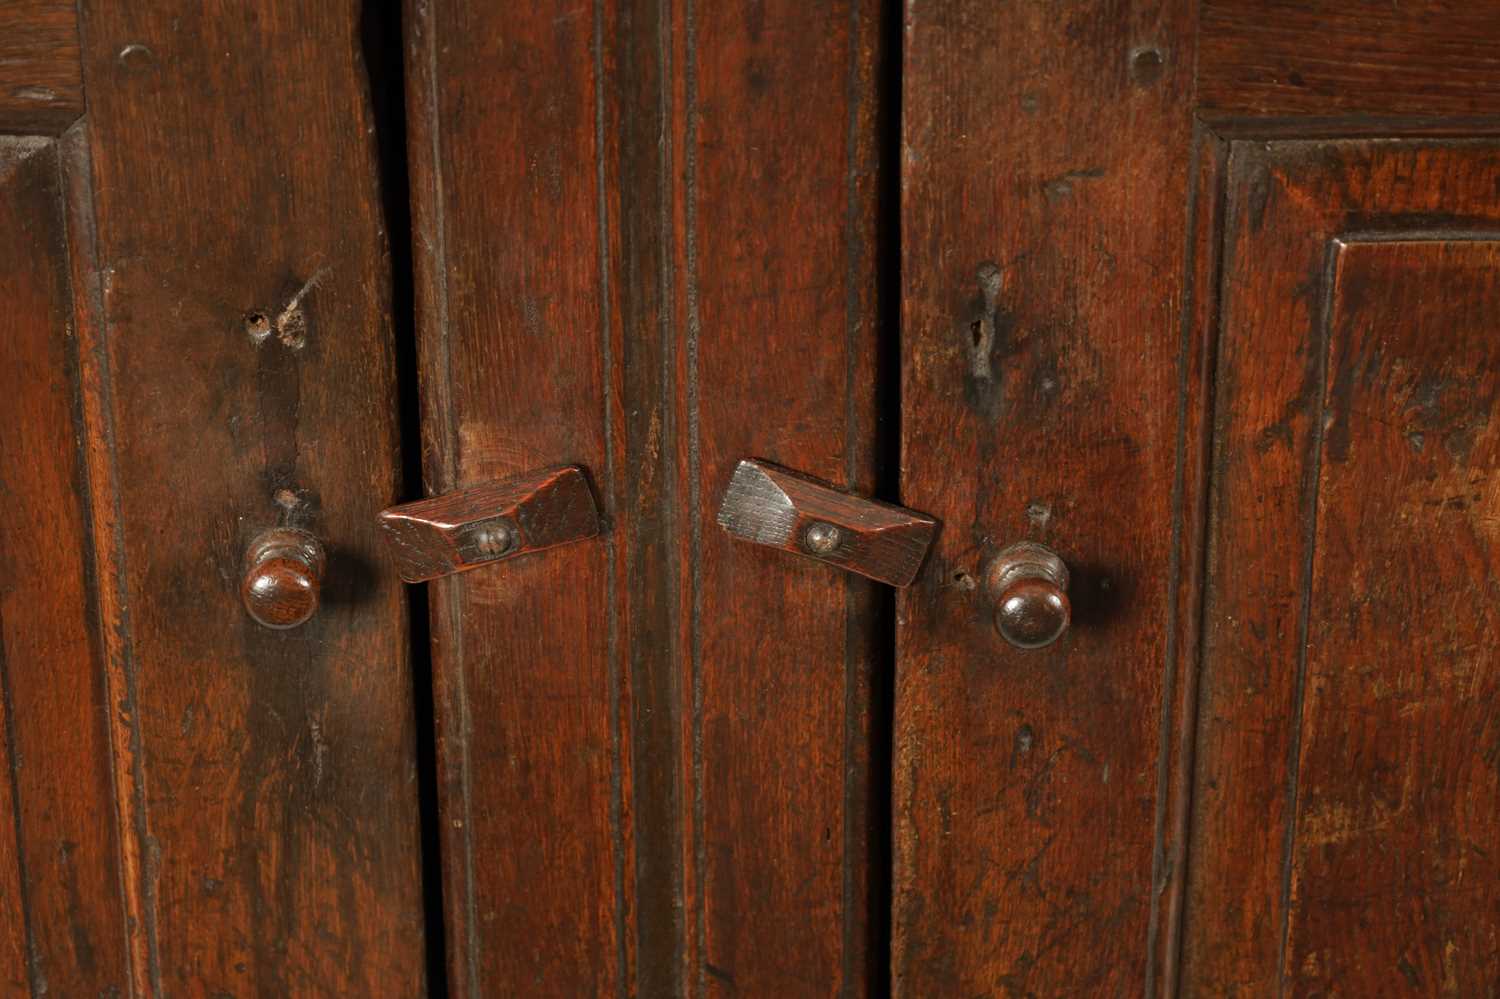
[469,520,516,559]
[801,521,843,556]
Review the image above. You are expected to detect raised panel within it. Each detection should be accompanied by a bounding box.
[1182,140,1500,993]
[1285,237,1500,992]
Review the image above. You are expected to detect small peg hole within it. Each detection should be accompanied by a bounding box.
[245,312,271,342]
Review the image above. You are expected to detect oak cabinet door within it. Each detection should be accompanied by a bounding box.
[1182,142,1500,996]
[8,2,1500,996]
[402,1,891,994]
[898,2,1500,995]
[1,3,425,995]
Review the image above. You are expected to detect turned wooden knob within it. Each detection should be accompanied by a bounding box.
[241,528,325,629]
[986,542,1070,649]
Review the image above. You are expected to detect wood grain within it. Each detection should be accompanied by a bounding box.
[717,460,936,587]
[683,2,887,993]
[407,0,887,992]
[240,528,326,630]
[0,2,82,135]
[1181,140,1500,994]
[1199,0,1500,120]
[0,137,129,997]
[0,688,23,997]
[404,1,622,993]
[895,1,1197,992]
[74,1,426,992]
[1284,237,1500,993]
[379,465,600,583]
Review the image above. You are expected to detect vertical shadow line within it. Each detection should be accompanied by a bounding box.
[840,0,865,987]
[401,0,475,992]
[1145,121,1205,998]
[590,0,629,993]
[359,1,448,994]
[1275,237,1342,994]
[858,0,903,994]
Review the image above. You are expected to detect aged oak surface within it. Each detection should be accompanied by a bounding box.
[896,1,1196,992]
[7,0,1500,994]
[1181,140,1500,996]
[0,137,129,997]
[404,1,621,992]
[1286,237,1500,993]
[406,0,887,993]
[899,0,1500,991]
[70,0,426,992]
[1199,0,1500,120]
[685,2,887,993]
[0,2,83,135]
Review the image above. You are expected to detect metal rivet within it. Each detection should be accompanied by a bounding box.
[472,522,516,558]
[802,521,842,555]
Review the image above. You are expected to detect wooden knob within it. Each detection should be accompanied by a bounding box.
[241,528,325,629]
[986,542,1070,649]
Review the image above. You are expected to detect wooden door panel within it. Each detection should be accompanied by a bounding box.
[0,136,130,998]
[900,0,1500,989]
[0,4,433,995]
[405,1,621,992]
[1182,141,1500,994]
[1290,237,1500,993]
[689,3,886,993]
[896,1,1197,992]
[405,1,886,993]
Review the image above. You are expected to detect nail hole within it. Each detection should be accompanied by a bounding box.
[1130,46,1165,85]
[118,43,155,69]
[245,312,271,341]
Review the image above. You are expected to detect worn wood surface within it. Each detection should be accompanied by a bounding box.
[0,2,82,135]
[404,1,622,993]
[1286,237,1500,993]
[895,1,1196,992]
[682,1,887,992]
[1181,140,1500,994]
[407,0,886,992]
[73,0,426,992]
[1199,0,1500,120]
[379,465,600,583]
[0,137,130,997]
[717,460,936,587]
